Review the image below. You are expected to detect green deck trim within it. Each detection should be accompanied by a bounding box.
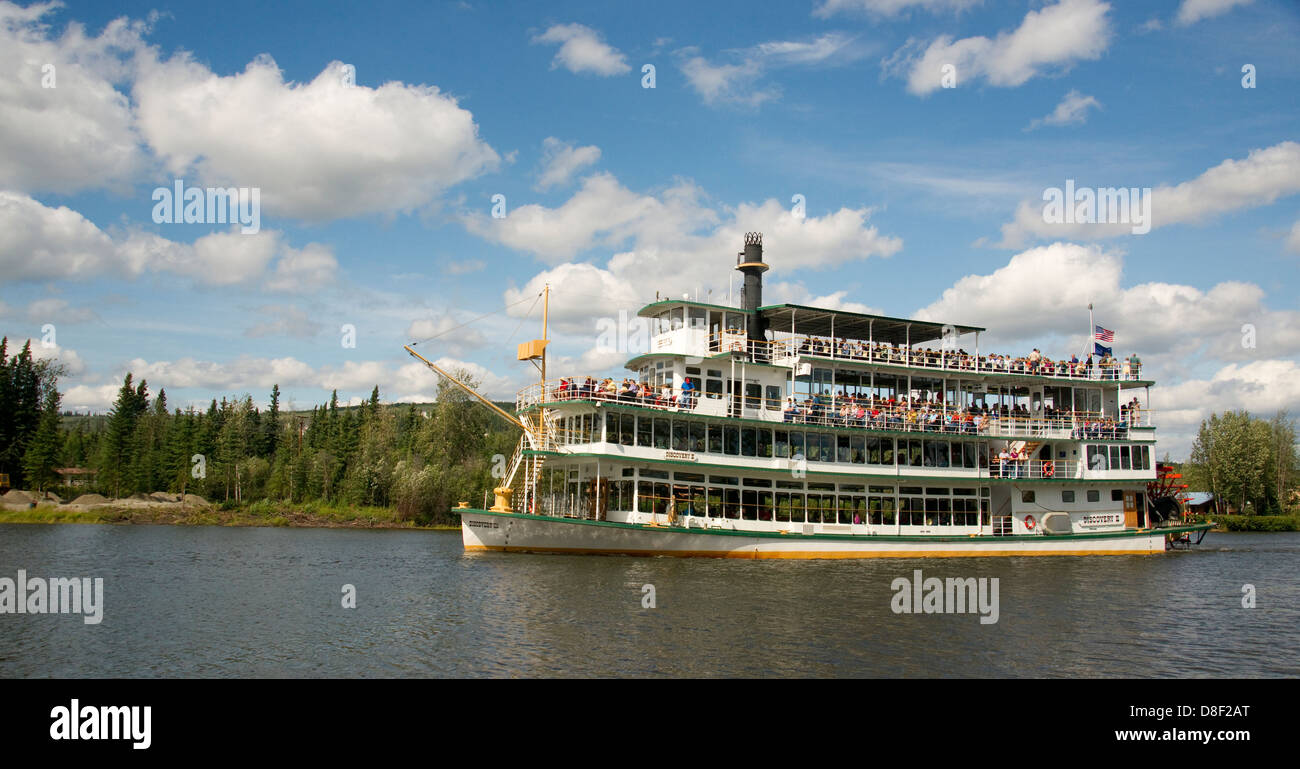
[636,299,753,318]
[792,353,1156,388]
[519,399,1156,444]
[756,303,985,335]
[521,448,1154,485]
[455,507,1213,544]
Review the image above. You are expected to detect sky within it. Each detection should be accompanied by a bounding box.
[1,0,1298,460]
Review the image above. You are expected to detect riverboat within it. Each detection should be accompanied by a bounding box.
[408,233,1211,557]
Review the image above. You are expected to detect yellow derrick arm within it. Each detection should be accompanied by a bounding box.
[404,345,531,435]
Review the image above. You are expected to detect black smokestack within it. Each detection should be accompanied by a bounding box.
[736,232,769,341]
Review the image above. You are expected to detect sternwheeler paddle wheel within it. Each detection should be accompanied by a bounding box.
[1147,463,1203,549]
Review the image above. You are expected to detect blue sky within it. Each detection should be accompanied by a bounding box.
[1,0,1298,458]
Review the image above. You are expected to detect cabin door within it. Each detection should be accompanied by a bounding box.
[1123,490,1139,528]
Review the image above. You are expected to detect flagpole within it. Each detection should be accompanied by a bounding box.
[1087,302,1094,359]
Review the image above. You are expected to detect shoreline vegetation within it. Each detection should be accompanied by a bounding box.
[0,494,461,530]
[0,338,516,530]
[1189,514,1300,533]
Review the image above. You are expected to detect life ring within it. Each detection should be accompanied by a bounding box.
[1024,515,1036,530]
[1042,461,1055,478]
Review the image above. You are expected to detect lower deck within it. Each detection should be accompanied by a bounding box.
[459,508,1212,558]
[526,458,1157,538]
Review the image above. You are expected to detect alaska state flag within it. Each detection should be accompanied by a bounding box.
[1094,342,1113,356]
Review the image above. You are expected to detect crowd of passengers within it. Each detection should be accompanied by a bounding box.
[781,394,1135,439]
[550,378,1141,438]
[557,377,699,408]
[787,338,1142,380]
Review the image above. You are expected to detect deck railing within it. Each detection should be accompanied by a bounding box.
[703,333,1144,383]
[518,379,1154,439]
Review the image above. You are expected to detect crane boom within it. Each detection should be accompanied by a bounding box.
[403,345,530,434]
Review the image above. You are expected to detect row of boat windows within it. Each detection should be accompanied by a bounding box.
[556,413,993,468]
[596,479,991,525]
[1087,444,1152,471]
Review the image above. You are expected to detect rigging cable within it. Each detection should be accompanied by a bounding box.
[407,292,541,347]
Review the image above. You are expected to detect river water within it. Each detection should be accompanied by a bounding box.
[0,524,1296,677]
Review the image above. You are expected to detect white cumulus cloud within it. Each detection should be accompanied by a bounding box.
[531,23,630,76]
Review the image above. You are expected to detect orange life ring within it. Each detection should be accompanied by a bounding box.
[1042,461,1055,478]
[1024,514,1036,530]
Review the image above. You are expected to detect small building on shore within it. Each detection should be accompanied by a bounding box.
[55,467,98,488]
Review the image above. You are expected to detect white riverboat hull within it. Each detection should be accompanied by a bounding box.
[460,509,1200,558]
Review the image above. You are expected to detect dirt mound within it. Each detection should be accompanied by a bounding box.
[3,489,35,504]
[130,493,153,501]
[150,492,180,503]
[182,494,212,508]
[71,493,110,506]
[44,491,63,504]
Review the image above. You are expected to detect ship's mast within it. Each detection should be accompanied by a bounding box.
[540,284,549,445]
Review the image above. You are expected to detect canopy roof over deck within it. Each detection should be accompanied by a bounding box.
[757,304,984,346]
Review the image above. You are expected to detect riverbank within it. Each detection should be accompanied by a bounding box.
[1188,513,1300,532]
[0,497,460,530]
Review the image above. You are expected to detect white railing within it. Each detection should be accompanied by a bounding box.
[712,333,1145,383]
[518,379,1154,440]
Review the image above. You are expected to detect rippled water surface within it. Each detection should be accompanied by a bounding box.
[0,524,1296,677]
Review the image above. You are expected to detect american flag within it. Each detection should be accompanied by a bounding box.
[1095,325,1114,343]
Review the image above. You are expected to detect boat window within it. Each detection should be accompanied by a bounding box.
[688,307,708,330]
[1021,490,1036,503]
[788,432,805,460]
[740,427,756,457]
[723,426,740,456]
[765,385,781,410]
[636,416,652,447]
[706,487,722,517]
[705,378,723,400]
[1087,490,1100,502]
[672,420,690,451]
[1112,489,1124,501]
[707,423,723,454]
[1062,490,1075,503]
[757,428,773,458]
[620,414,635,446]
[653,418,670,449]
[690,422,706,453]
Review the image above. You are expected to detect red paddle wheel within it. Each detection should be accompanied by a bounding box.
[1147,463,1191,521]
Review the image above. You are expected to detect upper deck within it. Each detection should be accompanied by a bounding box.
[635,299,1150,388]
